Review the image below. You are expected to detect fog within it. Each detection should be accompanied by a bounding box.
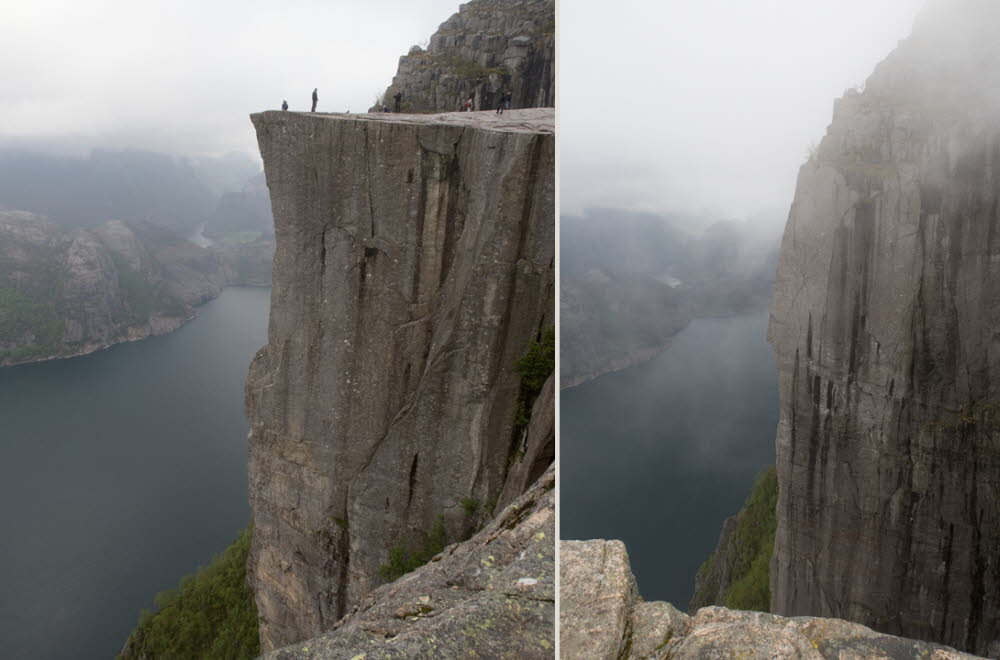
[560,0,925,221]
[1,0,461,158]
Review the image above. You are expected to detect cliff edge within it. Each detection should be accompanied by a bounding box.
[560,539,984,659]
[246,108,554,651]
[769,1,1000,655]
[263,466,553,659]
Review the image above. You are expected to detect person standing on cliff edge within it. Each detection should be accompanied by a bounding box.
[393,91,402,113]
[281,100,288,111]
[311,88,318,112]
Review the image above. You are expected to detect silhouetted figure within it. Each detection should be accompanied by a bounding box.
[393,91,402,113]
[311,88,318,112]
[503,89,512,110]
[281,100,288,111]
[382,104,390,113]
[465,96,474,112]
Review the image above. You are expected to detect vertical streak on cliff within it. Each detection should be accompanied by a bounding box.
[246,110,554,651]
[768,3,1000,654]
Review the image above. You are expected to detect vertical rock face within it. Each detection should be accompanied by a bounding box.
[374,0,554,113]
[262,467,554,660]
[246,109,554,651]
[769,2,1000,655]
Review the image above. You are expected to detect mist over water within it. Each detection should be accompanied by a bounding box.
[0,287,270,660]
[561,312,778,606]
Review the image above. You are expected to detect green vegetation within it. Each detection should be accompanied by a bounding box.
[511,327,556,438]
[110,253,186,323]
[118,528,259,660]
[0,279,64,361]
[515,327,556,396]
[110,254,158,323]
[432,54,508,79]
[461,497,480,516]
[378,515,448,583]
[692,467,778,613]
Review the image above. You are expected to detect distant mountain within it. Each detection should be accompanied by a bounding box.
[0,210,270,366]
[561,208,779,387]
[0,149,211,231]
[203,171,273,243]
[0,149,259,233]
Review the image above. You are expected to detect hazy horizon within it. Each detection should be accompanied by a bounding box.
[1,0,463,159]
[561,0,925,221]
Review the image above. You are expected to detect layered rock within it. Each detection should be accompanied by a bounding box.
[246,108,554,651]
[263,466,553,659]
[560,539,984,660]
[768,1,1000,654]
[374,0,554,113]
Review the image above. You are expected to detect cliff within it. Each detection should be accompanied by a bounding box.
[560,539,984,660]
[374,0,554,113]
[263,466,553,659]
[0,210,273,366]
[246,108,554,651]
[768,1,1000,655]
[689,467,777,613]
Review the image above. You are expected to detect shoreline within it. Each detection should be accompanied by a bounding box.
[0,283,271,369]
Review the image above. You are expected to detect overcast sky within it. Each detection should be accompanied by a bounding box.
[1,0,460,157]
[3,0,930,220]
[560,0,925,222]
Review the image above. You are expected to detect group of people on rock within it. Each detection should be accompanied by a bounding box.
[462,88,513,113]
[278,86,514,114]
[279,88,319,112]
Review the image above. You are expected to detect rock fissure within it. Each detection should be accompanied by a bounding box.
[247,108,553,651]
[768,3,1000,655]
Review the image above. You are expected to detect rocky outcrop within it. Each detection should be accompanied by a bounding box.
[262,466,553,659]
[246,108,554,651]
[374,0,554,114]
[560,539,985,659]
[768,1,1000,655]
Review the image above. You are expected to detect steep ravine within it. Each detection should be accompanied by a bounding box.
[769,1,1000,655]
[246,109,554,651]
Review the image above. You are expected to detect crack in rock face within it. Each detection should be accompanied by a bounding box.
[768,2,1000,655]
[246,109,554,651]
[261,467,554,660]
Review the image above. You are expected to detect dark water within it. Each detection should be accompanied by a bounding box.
[0,287,270,660]
[561,312,778,608]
